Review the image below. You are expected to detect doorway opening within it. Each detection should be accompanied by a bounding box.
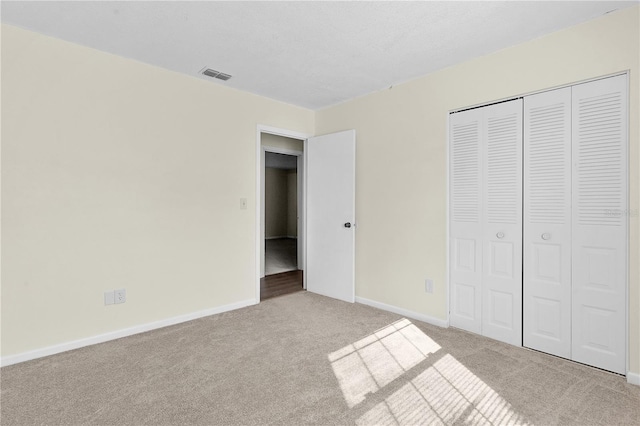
[258,129,307,301]
[264,152,298,275]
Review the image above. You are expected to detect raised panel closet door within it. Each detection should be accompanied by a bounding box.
[523,87,572,359]
[481,99,523,346]
[572,75,627,374]
[449,108,484,334]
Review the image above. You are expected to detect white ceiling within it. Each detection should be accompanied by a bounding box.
[2,1,636,110]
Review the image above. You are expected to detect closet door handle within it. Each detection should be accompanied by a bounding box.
[496,232,505,239]
[541,233,551,240]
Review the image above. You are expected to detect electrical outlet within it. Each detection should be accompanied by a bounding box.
[114,288,126,304]
[104,291,115,305]
[425,279,434,294]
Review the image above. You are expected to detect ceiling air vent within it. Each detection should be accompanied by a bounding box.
[202,68,232,81]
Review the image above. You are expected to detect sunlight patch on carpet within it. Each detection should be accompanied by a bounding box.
[328,318,441,408]
[329,319,529,425]
[355,354,530,425]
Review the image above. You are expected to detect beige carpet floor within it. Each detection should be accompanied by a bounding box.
[1,292,639,425]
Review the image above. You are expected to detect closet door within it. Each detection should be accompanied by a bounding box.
[481,99,523,346]
[449,108,483,334]
[572,75,627,374]
[523,88,572,358]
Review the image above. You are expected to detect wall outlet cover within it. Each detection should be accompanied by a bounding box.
[425,279,434,294]
[104,291,115,305]
[114,289,126,304]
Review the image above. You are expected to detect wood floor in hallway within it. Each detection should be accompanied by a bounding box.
[260,270,303,301]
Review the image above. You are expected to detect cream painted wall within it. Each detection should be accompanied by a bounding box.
[315,7,640,374]
[265,168,288,238]
[1,24,314,357]
[287,171,297,238]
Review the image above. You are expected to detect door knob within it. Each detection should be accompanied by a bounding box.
[496,232,505,239]
[541,233,551,240]
[344,222,352,228]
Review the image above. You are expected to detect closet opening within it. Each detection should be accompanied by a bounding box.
[448,73,629,376]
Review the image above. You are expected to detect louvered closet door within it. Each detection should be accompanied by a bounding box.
[523,88,572,358]
[572,75,627,374]
[481,99,523,346]
[449,107,483,334]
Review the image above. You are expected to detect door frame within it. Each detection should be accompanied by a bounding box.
[256,125,311,304]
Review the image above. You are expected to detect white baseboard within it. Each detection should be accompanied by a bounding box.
[627,371,640,386]
[1,298,256,367]
[355,297,449,328]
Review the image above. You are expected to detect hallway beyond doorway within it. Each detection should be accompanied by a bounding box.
[260,270,303,301]
[265,237,297,275]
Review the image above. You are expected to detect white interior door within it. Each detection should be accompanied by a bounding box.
[481,99,523,346]
[306,130,356,303]
[571,75,627,374]
[523,87,572,358]
[449,108,483,334]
